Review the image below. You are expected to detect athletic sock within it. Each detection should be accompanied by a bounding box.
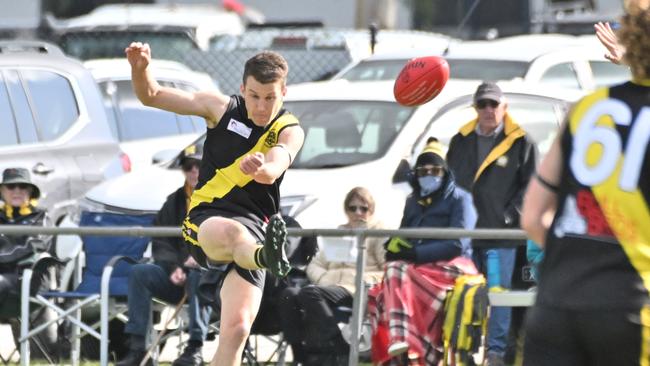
[254,245,267,268]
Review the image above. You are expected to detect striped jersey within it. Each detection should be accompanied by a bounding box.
[537,81,650,309]
[188,95,299,220]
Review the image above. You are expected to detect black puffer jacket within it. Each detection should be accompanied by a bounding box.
[447,114,537,230]
[152,186,191,275]
[0,203,47,273]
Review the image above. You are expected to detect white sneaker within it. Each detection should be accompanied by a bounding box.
[387,341,409,356]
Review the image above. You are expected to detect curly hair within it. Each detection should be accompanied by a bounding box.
[619,0,650,79]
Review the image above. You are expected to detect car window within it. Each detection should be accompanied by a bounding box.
[105,80,186,141]
[3,70,38,144]
[539,63,581,90]
[22,69,79,142]
[423,96,566,157]
[99,80,120,139]
[0,74,19,146]
[59,31,197,61]
[446,59,528,81]
[590,61,631,88]
[283,101,414,168]
[338,59,529,82]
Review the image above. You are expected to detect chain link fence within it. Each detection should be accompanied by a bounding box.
[39,28,359,95]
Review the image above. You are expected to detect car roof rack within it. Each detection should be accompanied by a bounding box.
[248,21,324,29]
[0,40,65,56]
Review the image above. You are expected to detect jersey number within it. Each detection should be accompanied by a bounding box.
[570,99,650,191]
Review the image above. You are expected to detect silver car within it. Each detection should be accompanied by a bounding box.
[0,41,126,222]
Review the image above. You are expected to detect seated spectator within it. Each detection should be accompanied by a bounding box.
[117,153,211,366]
[368,138,478,365]
[0,167,49,304]
[277,187,386,366]
[0,167,57,355]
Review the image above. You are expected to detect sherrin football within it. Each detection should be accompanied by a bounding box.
[393,56,450,106]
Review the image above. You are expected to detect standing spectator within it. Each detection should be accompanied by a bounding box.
[117,153,211,366]
[277,187,386,366]
[368,138,478,366]
[447,83,537,366]
[521,1,650,364]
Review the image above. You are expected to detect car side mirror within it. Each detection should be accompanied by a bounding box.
[392,159,411,183]
[152,149,180,165]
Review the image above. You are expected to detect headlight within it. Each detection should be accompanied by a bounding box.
[280,195,317,218]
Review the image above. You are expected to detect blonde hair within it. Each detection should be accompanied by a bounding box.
[343,187,375,215]
[619,0,650,79]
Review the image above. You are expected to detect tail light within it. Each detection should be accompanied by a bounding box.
[120,153,132,173]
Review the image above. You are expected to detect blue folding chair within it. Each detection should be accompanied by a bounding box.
[20,211,154,366]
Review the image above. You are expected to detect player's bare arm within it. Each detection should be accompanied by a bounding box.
[239,125,305,184]
[125,42,230,128]
[521,122,564,246]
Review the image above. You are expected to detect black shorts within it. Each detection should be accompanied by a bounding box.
[182,207,265,290]
[523,304,650,366]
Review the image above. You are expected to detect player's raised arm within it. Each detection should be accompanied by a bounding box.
[125,42,230,128]
[239,125,304,184]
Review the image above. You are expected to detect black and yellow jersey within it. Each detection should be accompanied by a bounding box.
[537,81,650,309]
[188,95,299,220]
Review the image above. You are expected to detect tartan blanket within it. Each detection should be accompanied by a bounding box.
[368,257,478,365]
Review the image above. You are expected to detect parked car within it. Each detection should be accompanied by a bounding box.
[71,79,580,232]
[332,34,630,92]
[84,59,218,171]
[47,3,245,57]
[0,40,127,223]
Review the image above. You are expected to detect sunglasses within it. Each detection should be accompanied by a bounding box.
[346,205,369,214]
[415,166,445,177]
[476,99,500,109]
[4,183,30,190]
[181,160,200,172]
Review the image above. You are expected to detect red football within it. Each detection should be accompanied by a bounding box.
[393,56,450,107]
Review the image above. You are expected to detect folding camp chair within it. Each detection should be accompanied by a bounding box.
[19,211,154,366]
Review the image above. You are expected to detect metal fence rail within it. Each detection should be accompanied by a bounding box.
[0,224,531,366]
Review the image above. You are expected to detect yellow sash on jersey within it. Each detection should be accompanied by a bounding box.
[570,87,650,292]
[189,114,299,212]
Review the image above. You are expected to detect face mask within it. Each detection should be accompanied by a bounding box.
[418,176,443,197]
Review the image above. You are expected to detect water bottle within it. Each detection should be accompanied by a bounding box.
[486,249,501,288]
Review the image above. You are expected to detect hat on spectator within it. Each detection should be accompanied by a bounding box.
[416,137,446,168]
[180,145,202,170]
[473,81,503,103]
[1,168,40,199]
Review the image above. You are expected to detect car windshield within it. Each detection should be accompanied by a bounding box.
[283,100,414,169]
[339,59,529,82]
[58,31,196,60]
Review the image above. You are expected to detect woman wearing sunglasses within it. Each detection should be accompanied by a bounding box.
[368,138,478,365]
[277,186,386,366]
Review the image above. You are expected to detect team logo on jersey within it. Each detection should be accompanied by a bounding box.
[227,118,252,139]
[264,130,277,148]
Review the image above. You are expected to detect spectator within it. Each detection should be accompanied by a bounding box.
[447,82,537,366]
[117,153,211,366]
[368,138,478,365]
[277,187,386,366]
[0,167,56,355]
[521,1,650,364]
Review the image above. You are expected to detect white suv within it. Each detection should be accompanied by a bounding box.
[76,79,581,230]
